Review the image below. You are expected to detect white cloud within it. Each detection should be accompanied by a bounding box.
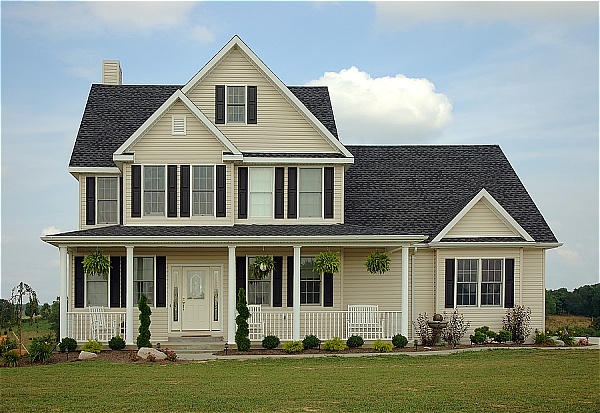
[189,26,216,44]
[374,2,598,30]
[87,2,196,30]
[40,226,61,237]
[556,248,581,263]
[307,67,452,143]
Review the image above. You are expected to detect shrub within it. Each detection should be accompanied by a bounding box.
[0,336,17,356]
[235,288,251,351]
[413,313,433,346]
[283,341,303,353]
[81,339,102,354]
[136,293,152,349]
[470,331,486,345]
[346,335,364,348]
[474,326,497,343]
[108,335,126,350]
[441,310,471,347]
[262,335,280,350]
[161,348,177,361]
[555,329,575,346]
[495,330,512,343]
[323,337,346,351]
[502,305,532,344]
[534,331,555,346]
[59,337,78,352]
[2,350,20,367]
[373,339,393,353]
[28,335,56,363]
[129,349,139,362]
[392,334,408,348]
[302,334,320,350]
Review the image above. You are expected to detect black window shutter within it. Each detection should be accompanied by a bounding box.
[156,256,167,307]
[131,165,142,217]
[272,256,283,307]
[274,167,284,219]
[215,85,225,124]
[167,165,178,218]
[216,165,227,217]
[119,177,124,225]
[180,165,190,217]
[86,177,95,225]
[323,272,334,307]
[287,257,294,307]
[120,257,127,308]
[75,256,85,308]
[445,259,455,308]
[287,167,297,218]
[236,257,247,295]
[504,258,515,308]
[247,86,257,124]
[109,256,121,308]
[324,167,334,219]
[238,167,248,219]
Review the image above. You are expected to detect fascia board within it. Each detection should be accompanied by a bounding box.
[181,35,354,160]
[112,90,242,159]
[68,166,121,174]
[431,188,534,243]
[242,157,354,165]
[427,241,561,249]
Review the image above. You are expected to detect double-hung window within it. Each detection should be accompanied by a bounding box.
[96,177,118,224]
[134,257,154,306]
[300,257,321,305]
[144,166,165,215]
[86,273,108,307]
[227,86,246,123]
[456,258,503,306]
[192,166,214,216]
[247,257,271,305]
[249,168,273,218]
[299,168,322,218]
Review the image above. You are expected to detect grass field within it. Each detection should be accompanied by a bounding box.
[545,314,593,331]
[2,349,598,412]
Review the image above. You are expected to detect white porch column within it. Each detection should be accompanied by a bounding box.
[401,245,409,338]
[125,246,134,345]
[293,245,301,341]
[59,246,68,340]
[227,245,236,344]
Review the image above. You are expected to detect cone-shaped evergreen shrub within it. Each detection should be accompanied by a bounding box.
[136,293,152,349]
[235,288,251,351]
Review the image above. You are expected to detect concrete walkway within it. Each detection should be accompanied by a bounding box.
[177,337,599,361]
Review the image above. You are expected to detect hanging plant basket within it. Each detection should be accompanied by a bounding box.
[365,251,391,275]
[314,250,341,274]
[250,255,275,279]
[82,249,111,279]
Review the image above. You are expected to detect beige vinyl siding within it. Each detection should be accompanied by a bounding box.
[411,249,436,337]
[133,308,168,342]
[187,48,338,153]
[341,248,402,312]
[446,200,518,237]
[434,248,525,341]
[233,164,344,224]
[520,249,545,334]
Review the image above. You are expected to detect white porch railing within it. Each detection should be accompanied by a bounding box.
[66,311,126,343]
[260,310,402,341]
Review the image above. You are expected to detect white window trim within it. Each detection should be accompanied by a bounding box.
[142,165,166,217]
[96,176,120,225]
[190,164,217,218]
[225,84,247,125]
[454,257,505,308]
[297,167,324,220]
[171,115,187,135]
[247,256,272,307]
[133,256,157,308]
[85,271,109,308]
[300,256,322,306]
[248,167,274,219]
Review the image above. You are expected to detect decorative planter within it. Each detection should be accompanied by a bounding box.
[314,250,340,274]
[82,249,111,279]
[365,251,391,275]
[250,255,275,279]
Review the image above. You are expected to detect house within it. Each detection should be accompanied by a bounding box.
[42,35,560,346]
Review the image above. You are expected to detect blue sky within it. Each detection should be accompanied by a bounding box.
[1,1,598,304]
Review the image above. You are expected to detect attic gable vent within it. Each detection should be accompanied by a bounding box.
[172,115,186,135]
[102,60,122,85]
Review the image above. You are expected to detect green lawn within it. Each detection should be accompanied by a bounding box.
[2,349,598,412]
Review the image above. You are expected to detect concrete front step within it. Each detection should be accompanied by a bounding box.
[156,335,226,352]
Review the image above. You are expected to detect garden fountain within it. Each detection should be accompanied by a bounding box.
[427,313,448,346]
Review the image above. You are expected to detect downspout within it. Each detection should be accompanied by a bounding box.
[411,246,417,340]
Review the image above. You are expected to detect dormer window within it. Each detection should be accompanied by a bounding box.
[215,85,257,125]
[172,115,186,135]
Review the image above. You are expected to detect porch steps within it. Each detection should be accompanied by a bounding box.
[158,335,226,353]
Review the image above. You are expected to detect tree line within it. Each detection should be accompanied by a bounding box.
[546,283,599,318]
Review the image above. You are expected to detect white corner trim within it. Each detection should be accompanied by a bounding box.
[180,35,353,160]
[431,188,534,243]
[113,90,242,160]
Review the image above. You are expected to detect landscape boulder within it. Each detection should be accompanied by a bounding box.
[137,347,166,360]
[78,351,97,360]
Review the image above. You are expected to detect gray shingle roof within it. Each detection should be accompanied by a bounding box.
[69,84,339,168]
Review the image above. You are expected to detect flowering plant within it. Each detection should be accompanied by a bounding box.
[146,353,156,362]
[579,338,589,346]
[160,347,178,362]
[555,328,575,346]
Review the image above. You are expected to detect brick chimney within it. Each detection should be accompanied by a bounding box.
[102,60,122,85]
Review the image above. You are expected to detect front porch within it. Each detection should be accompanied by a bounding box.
[66,309,403,343]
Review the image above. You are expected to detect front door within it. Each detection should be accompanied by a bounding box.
[182,267,211,330]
